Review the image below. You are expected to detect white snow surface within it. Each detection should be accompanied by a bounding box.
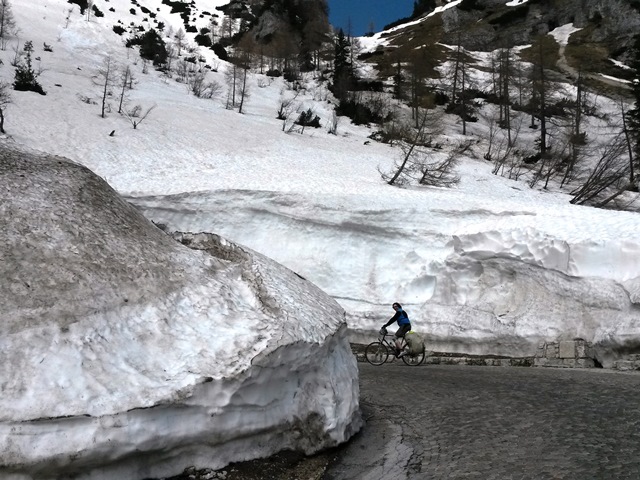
[2,0,640,474]
[2,0,640,353]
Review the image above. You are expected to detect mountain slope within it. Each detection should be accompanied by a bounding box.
[365,0,640,89]
[2,0,640,369]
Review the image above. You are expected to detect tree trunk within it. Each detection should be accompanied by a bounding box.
[388,112,429,185]
[238,67,247,114]
[621,102,636,185]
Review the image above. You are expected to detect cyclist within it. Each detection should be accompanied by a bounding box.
[381,302,411,357]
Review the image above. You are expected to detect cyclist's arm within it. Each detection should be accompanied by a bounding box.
[383,311,400,328]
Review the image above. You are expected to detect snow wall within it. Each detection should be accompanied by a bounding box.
[130,189,640,368]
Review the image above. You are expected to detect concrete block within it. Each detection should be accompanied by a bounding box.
[559,341,576,359]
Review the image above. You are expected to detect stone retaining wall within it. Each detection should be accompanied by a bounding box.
[613,354,640,372]
[534,339,598,368]
[352,340,640,370]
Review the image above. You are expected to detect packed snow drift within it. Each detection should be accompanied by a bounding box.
[0,148,361,479]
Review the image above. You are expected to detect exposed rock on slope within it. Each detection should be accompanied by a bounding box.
[0,147,361,479]
[373,0,640,83]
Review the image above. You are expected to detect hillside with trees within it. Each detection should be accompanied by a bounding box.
[0,0,639,209]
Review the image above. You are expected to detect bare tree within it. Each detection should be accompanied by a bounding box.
[236,55,250,114]
[164,44,177,74]
[189,71,222,99]
[489,112,524,178]
[277,90,300,131]
[0,0,16,50]
[176,58,194,83]
[9,38,19,66]
[418,147,461,187]
[443,35,477,135]
[384,113,429,186]
[85,0,94,22]
[527,35,558,159]
[224,63,240,110]
[221,16,235,40]
[117,65,135,114]
[208,17,218,45]
[122,104,156,129]
[0,80,11,133]
[224,49,251,113]
[407,51,431,127]
[495,47,520,146]
[570,133,631,206]
[381,109,450,186]
[559,71,589,188]
[620,98,637,187]
[93,55,116,118]
[483,110,500,162]
[174,28,186,57]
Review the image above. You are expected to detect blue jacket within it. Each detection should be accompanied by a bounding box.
[385,308,410,327]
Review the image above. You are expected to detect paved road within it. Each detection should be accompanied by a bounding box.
[323,363,640,480]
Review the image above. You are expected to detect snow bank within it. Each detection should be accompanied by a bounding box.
[0,148,361,479]
[130,187,640,367]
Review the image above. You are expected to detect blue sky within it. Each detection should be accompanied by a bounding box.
[327,0,415,36]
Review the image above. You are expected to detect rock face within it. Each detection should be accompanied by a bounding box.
[376,0,640,80]
[0,148,361,479]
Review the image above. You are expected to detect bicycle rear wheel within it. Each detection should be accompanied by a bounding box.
[401,346,425,366]
[365,342,389,366]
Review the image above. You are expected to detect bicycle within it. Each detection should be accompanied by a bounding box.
[365,328,426,366]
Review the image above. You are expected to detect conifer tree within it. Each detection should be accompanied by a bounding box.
[13,41,46,95]
[626,33,640,186]
[332,29,352,100]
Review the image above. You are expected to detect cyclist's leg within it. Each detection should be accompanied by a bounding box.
[395,324,411,351]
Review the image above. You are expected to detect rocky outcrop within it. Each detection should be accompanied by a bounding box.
[438,0,640,61]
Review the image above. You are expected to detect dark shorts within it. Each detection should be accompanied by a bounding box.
[395,324,411,338]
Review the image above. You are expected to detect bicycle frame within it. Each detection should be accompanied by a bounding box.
[379,332,406,351]
[365,331,425,366]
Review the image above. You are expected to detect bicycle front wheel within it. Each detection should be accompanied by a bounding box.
[365,342,389,366]
[402,347,425,366]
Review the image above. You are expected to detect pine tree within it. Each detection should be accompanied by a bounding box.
[13,41,46,95]
[139,29,168,67]
[332,29,352,100]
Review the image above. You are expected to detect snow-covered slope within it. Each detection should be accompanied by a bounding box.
[2,0,640,373]
[0,149,361,478]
